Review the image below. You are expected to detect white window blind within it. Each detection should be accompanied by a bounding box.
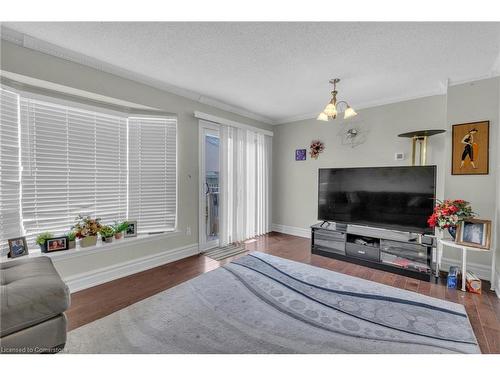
[128,117,177,233]
[20,98,128,246]
[0,88,22,255]
[219,127,271,245]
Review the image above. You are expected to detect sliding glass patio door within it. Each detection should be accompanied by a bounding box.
[198,119,272,251]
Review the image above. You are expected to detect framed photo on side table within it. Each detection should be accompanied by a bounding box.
[456,219,491,250]
[8,237,29,258]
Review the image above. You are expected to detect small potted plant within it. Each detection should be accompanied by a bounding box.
[427,199,475,239]
[100,225,115,244]
[36,232,54,252]
[113,221,128,240]
[65,231,77,249]
[72,214,102,248]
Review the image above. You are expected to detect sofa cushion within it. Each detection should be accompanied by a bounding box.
[1,256,70,337]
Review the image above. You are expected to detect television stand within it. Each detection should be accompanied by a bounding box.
[319,221,330,228]
[311,222,436,281]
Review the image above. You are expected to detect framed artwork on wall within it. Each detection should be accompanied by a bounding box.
[295,149,306,161]
[451,121,489,175]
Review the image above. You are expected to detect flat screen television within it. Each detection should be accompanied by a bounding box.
[318,166,436,234]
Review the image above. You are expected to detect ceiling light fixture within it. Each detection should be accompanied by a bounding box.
[317,78,357,121]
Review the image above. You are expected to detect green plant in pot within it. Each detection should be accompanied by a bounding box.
[100,225,115,244]
[65,231,77,249]
[36,232,54,252]
[113,221,128,240]
[72,214,102,248]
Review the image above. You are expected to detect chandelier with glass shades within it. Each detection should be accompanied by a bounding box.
[317,78,357,121]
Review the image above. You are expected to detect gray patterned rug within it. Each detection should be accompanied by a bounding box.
[65,252,480,353]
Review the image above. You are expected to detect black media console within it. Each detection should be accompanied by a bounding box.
[311,222,436,281]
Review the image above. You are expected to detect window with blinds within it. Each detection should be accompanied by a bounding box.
[19,98,128,247]
[0,89,22,255]
[128,117,177,233]
[0,89,178,251]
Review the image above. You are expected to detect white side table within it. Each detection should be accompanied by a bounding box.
[438,239,491,291]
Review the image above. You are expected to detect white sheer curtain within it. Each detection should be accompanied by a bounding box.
[219,126,271,245]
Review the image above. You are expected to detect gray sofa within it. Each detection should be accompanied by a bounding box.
[1,256,70,354]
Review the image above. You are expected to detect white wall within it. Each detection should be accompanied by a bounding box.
[272,95,447,229]
[444,78,499,277]
[497,79,500,294]
[273,78,500,280]
[0,41,272,282]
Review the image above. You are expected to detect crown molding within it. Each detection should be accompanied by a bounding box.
[2,26,498,128]
[274,86,448,125]
[273,72,500,125]
[194,111,273,137]
[0,26,276,125]
[447,72,500,87]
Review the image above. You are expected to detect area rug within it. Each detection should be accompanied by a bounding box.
[204,243,247,261]
[65,252,480,353]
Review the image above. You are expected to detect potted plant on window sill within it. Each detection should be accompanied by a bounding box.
[113,221,129,240]
[65,231,77,249]
[36,232,54,252]
[73,215,102,248]
[100,225,115,244]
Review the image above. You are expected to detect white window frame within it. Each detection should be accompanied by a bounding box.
[1,85,178,250]
[128,116,178,233]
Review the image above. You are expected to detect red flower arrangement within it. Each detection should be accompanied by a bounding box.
[309,140,325,159]
[427,199,475,230]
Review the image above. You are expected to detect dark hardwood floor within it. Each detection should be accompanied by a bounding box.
[66,232,500,353]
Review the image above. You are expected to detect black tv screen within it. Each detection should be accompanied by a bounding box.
[318,166,436,233]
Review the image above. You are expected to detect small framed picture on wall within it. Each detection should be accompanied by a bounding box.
[456,219,491,250]
[295,149,306,161]
[451,121,489,175]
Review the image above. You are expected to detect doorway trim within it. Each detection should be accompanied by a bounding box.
[198,119,220,252]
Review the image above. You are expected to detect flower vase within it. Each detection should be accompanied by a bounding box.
[448,226,457,240]
[80,235,97,248]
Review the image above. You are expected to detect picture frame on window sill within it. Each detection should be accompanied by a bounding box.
[8,236,29,258]
[456,219,491,250]
[45,237,69,253]
[125,220,138,238]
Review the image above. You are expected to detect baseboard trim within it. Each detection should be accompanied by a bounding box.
[272,223,311,239]
[440,256,492,282]
[63,243,200,293]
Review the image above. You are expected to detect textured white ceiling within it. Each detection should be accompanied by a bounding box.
[3,22,500,124]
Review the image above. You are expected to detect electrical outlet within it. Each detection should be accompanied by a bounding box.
[395,152,405,161]
[186,226,191,236]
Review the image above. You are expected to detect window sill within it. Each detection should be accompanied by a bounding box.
[1,230,183,263]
